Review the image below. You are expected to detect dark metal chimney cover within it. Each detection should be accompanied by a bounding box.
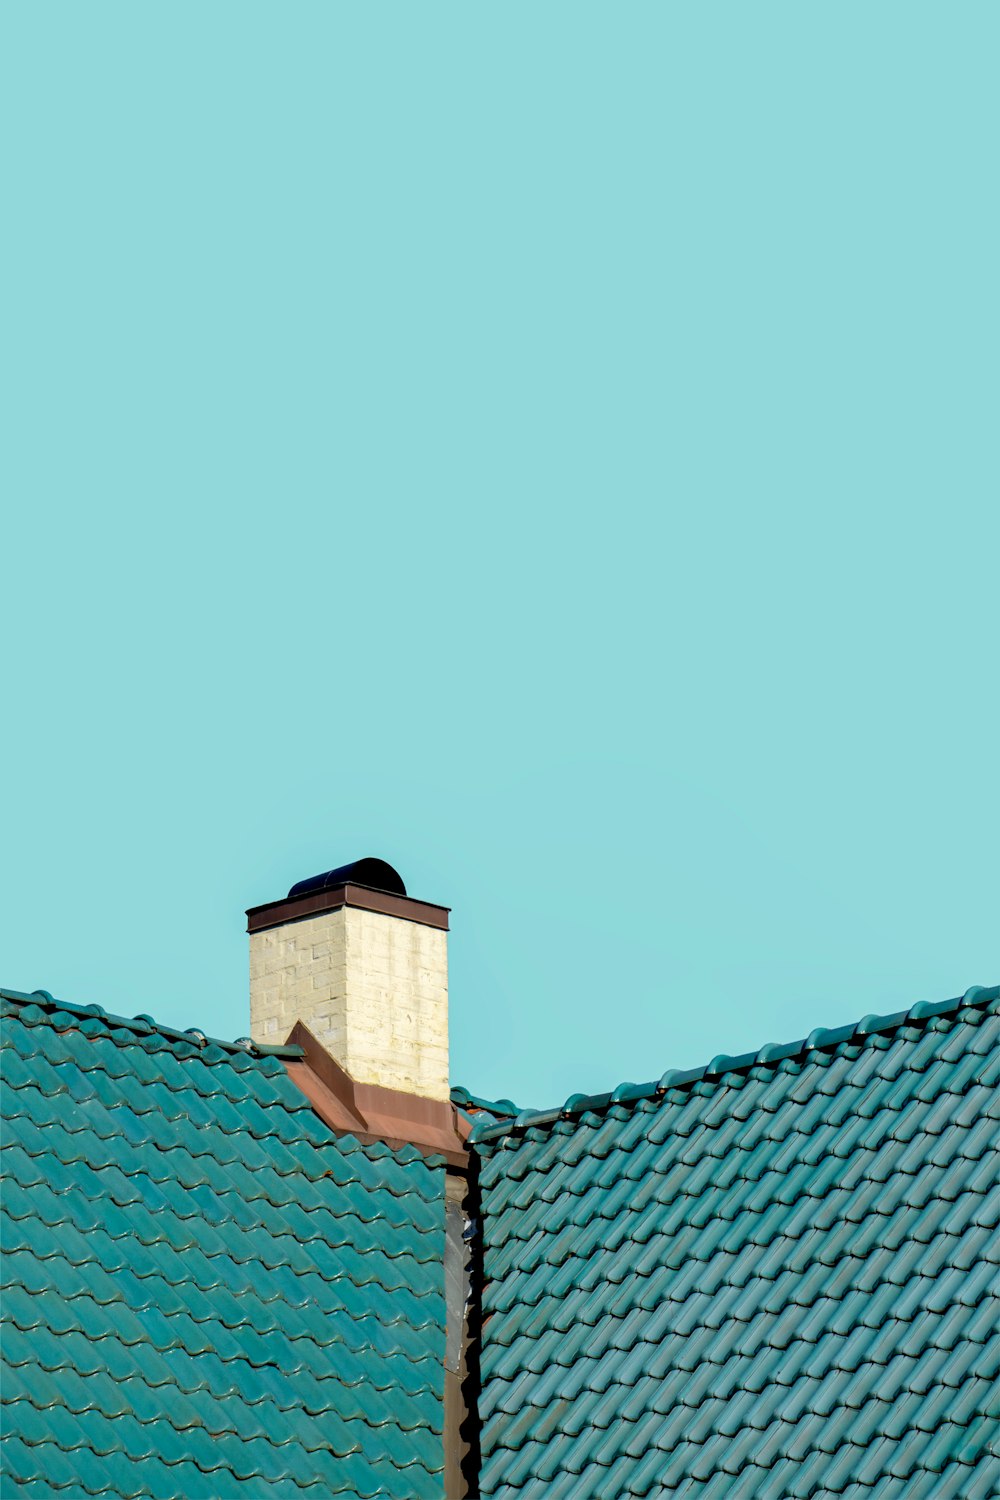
[287,858,407,900]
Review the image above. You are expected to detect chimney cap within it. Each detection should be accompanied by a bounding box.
[287,858,406,901]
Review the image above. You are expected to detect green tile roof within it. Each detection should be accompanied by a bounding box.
[471,985,1000,1499]
[450,1087,521,1126]
[0,988,448,1499]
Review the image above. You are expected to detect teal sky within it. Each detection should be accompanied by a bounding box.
[3,5,996,1109]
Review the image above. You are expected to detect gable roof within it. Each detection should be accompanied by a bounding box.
[470,985,1000,1499]
[0,988,448,1499]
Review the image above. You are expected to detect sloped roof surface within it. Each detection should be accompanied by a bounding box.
[0,989,447,1500]
[472,986,1000,1500]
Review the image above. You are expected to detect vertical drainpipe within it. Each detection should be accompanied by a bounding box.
[444,1158,481,1497]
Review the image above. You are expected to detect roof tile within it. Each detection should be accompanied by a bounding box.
[1,988,447,1497]
[474,985,999,1498]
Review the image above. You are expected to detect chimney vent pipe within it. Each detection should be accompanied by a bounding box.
[288,858,406,900]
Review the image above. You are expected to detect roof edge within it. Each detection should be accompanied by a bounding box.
[0,987,304,1063]
[469,983,1000,1146]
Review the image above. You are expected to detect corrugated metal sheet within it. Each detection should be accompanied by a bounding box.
[473,986,1000,1499]
[0,989,447,1498]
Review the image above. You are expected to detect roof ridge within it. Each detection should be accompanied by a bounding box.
[469,983,999,1146]
[0,987,303,1063]
[450,1085,521,1119]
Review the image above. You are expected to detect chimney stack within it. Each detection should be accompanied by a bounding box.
[246,859,450,1101]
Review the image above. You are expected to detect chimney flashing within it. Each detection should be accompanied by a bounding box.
[284,1021,467,1166]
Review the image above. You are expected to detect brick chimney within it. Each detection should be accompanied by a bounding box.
[246,858,450,1101]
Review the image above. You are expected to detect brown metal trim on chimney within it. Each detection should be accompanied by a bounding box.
[283,1022,469,1167]
[246,883,450,934]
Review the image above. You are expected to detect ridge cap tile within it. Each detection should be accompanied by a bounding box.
[1,985,304,1065]
[470,983,999,1145]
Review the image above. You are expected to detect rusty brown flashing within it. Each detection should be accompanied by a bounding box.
[283,1022,468,1168]
[246,883,450,934]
